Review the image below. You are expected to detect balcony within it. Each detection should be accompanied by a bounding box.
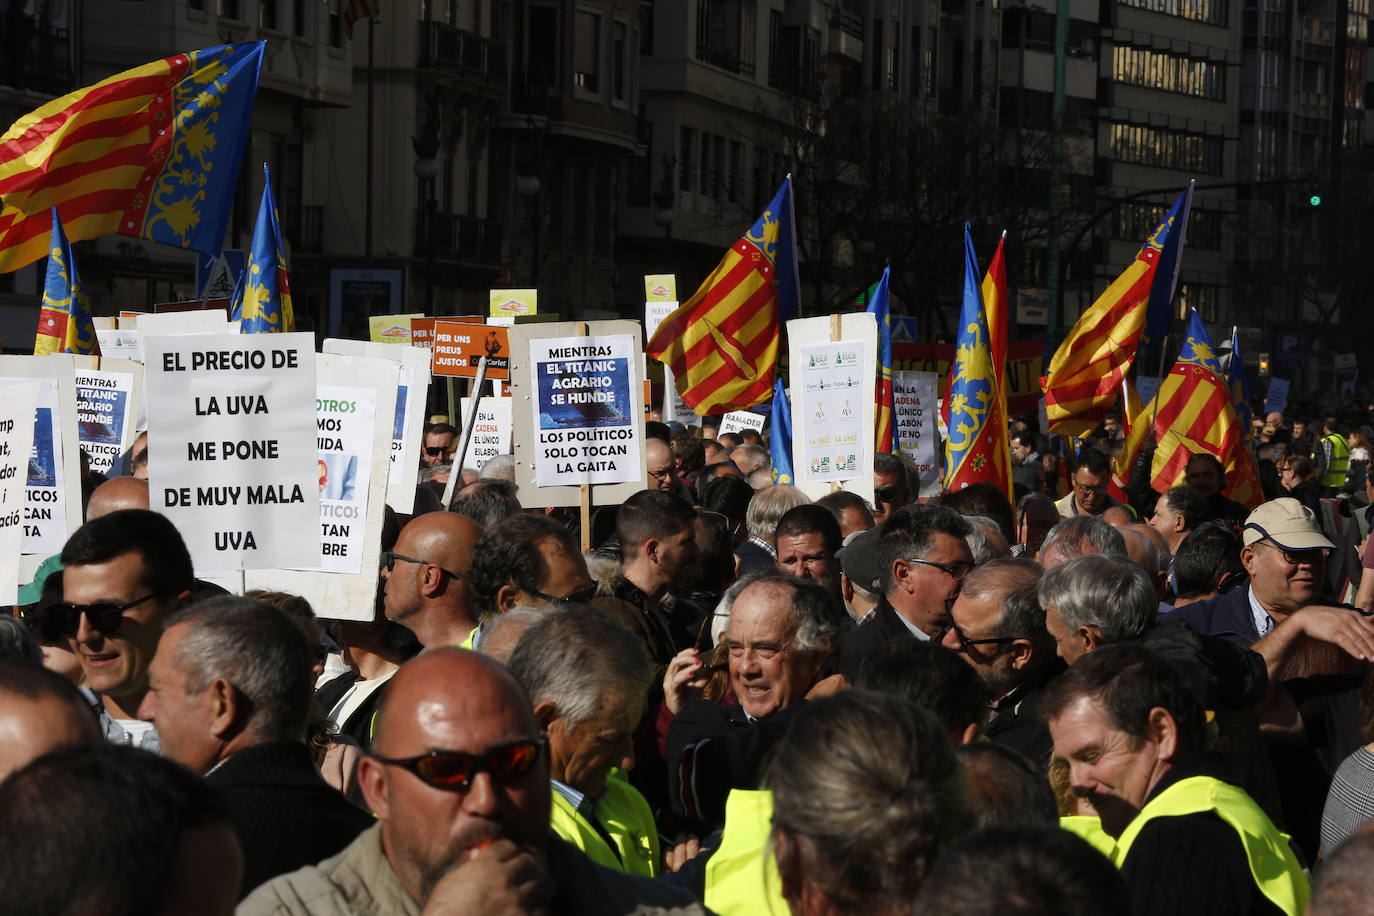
[827,8,864,61]
[414,210,503,263]
[289,205,324,255]
[694,45,757,76]
[416,21,508,86]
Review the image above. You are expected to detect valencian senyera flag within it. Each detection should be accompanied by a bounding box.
[865,266,895,454]
[648,176,799,414]
[0,42,265,274]
[343,0,382,38]
[945,224,1012,496]
[1042,184,1193,437]
[34,208,97,355]
[231,164,294,333]
[770,377,795,484]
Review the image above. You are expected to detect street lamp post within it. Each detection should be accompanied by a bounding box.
[413,139,440,316]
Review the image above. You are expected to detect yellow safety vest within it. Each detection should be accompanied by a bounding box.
[703,789,789,916]
[1059,815,1117,858]
[459,626,478,650]
[548,772,660,878]
[1112,775,1309,916]
[1322,434,1350,488]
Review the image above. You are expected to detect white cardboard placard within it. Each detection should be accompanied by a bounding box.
[0,383,39,604]
[0,354,82,561]
[458,396,512,470]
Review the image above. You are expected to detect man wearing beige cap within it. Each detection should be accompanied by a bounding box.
[1165,497,1374,674]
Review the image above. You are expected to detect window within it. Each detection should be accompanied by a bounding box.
[1177,283,1220,322]
[1118,0,1227,27]
[613,20,629,101]
[680,127,697,193]
[768,9,782,86]
[219,0,241,20]
[528,5,558,91]
[574,11,602,92]
[729,140,745,201]
[1114,202,1223,249]
[260,0,278,30]
[293,0,304,35]
[1111,45,1225,100]
[1110,122,1225,174]
[697,0,756,75]
[872,19,884,89]
[190,0,205,12]
[641,0,655,53]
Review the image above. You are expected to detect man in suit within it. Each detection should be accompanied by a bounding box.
[139,595,372,899]
[666,574,838,829]
[841,504,973,680]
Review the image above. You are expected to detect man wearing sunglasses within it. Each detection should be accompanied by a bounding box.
[941,558,1062,765]
[59,509,195,749]
[840,504,973,680]
[419,422,456,469]
[242,648,703,915]
[469,515,598,629]
[872,453,914,525]
[382,512,483,649]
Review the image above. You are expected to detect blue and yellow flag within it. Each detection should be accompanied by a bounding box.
[34,207,96,355]
[945,224,1011,496]
[1143,181,1194,343]
[231,164,294,333]
[1226,324,1253,433]
[1178,309,1222,374]
[865,266,895,454]
[0,43,264,273]
[770,377,794,484]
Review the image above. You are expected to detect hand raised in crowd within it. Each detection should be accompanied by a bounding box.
[663,647,710,715]
[420,840,553,916]
[1294,605,1374,661]
[663,834,701,873]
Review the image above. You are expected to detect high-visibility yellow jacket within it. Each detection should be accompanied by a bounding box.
[702,789,788,916]
[548,772,661,878]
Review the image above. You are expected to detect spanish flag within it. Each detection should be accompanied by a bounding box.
[0,43,264,274]
[648,177,798,414]
[34,208,97,355]
[1042,185,1192,437]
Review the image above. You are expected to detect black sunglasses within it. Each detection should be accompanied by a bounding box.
[424,446,447,457]
[38,593,160,640]
[380,551,465,581]
[875,485,899,503]
[370,738,546,792]
[527,584,600,606]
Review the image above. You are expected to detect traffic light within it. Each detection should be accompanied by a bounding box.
[1258,352,1270,379]
[1306,169,1325,207]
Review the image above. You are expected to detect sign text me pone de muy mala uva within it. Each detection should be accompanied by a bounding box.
[144,333,319,572]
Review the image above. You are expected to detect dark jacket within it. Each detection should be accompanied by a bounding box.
[1162,585,1261,647]
[985,657,1066,767]
[591,577,677,668]
[206,740,373,899]
[839,597,922,682]
[733,539,775,579]
[315,672,387,752]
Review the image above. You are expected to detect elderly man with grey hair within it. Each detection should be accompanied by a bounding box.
[1038,515,1129,570]
[1039,555,1156,664]
[735,483,809,577]
[138,596,372,898]
[666,573,839,830]
[506,608,659,877]
[729,443,771,477]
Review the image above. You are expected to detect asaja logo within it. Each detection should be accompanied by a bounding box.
[650,285,671,298]
[496,299,527,313]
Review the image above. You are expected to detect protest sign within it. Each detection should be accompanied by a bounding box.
[135,310,235,335]
[786,313,877,503]
[322,339,431,514]
[369,314,423,344]
[643,275,697,424]
[0,383,38,604]
[95,328,141,362]
[1265,378,1290,416]
[144,333,318,573]
[75,363,140,475]
[432,322,510,379]
[509,321,647,509]
[719,412,765,435]
[892,370,942,497]
[459,396,512,469]
[243,355,396,619]
[490,289,537,319]
[892,339,1044,416]
[0,355,82,563]
[410,316,482,351]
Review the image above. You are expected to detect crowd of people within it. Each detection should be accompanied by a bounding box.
[10,403,1374,915]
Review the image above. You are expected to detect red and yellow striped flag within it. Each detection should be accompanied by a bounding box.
[0,43,263,273]
[980,232,1012,503]
[648,178,798,414]
[343,0,382,39]
[1042,213,1184,437]
[1149,363,1262,508]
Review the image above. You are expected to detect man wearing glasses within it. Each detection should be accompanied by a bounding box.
[1054,449,1121,520]
[468,515,598,632]
[419,422,456,469]
[941,558,1062,765]
[382,512,484,649]
[243,648,704,914]
[58,509,195,749]
[840,504,974,680]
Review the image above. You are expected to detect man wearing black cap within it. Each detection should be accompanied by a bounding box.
[836,528,883,624]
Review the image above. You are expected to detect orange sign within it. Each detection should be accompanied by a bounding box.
[432,321,510,379]
[411,316,482,351]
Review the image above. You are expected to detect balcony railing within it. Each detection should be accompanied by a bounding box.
[417,21,508,86]
[414,210,502,263]
[694,44,757,76]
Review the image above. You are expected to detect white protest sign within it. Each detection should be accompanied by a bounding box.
[0,355,82,560]
[530,334,641,487]
[0,384,38,604]
[95,328,141,362]
[459,396,512,469]
[893,370,942,498]
[785,313,877,503]
[719,411,765,436]
[144,333,318,573]
[644,284,698,425]
[75,365,140,475]
[322,340,430,514]
[243,354,396,621]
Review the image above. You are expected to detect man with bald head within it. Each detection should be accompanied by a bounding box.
[0,662,101,781]
[242,649,703,914]
[382,512,483,649]
[645,438,676,493]
[85,476,150,521]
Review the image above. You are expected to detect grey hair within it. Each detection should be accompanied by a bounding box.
[506,607,653,729]
[746,484,809,542]
[728,572,839,656]
[768,692,970,911]
[166,596,314,741]
[479,454,516,481]
[1120,526,1166,576]
[963,514,1011,566]
[731,443,771,471]
[0,617,41,665]
[475,605,553,665]
[1038,555,1156,644]
[1039,516,1127,565]
[449,478,521,528]
[747,468,774,490]
[961,558,1047,646]
[418,464,451,482]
